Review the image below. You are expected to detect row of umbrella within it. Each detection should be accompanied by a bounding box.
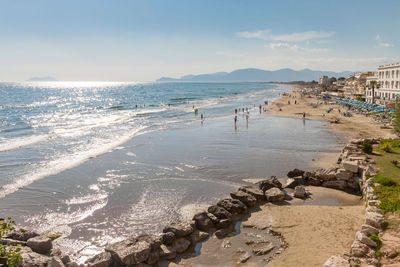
[321,94,396,113]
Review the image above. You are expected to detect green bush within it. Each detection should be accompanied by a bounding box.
[373,175,397,186]
[362,141,373,154]
[0,218,22,267]
[380,142,394,153]
[369,234,382,247]
[47,234,61,241]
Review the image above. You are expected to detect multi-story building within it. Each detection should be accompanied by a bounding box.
[365,74,378,103]
[318,76,329,86]
[342,72,374,99]
[375,63,400,104]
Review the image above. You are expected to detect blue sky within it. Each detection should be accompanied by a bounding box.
[0,0,399,81]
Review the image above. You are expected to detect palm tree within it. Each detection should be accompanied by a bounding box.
[368,80,380,103]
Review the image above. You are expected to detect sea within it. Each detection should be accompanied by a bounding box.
[0,81,341,262]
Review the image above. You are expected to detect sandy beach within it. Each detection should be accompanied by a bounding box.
[176,85,395,267]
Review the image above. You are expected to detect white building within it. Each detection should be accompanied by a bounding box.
[365,74,378,103]
[376,63,400,104]
[318,76,329,86]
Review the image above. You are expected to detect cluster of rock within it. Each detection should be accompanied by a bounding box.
[323,138,387,267]
[0,227,71,267]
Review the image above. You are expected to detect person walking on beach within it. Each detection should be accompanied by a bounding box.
[201,114,203,120]
[259,105,262,114]
[235,109,237,114]
[303,112,306,119]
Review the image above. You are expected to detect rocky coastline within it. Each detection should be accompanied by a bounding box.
[2,136,391,267]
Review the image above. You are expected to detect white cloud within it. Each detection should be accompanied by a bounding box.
[237,30,334,42]
[376,34,394,47]
[266,42,328,53]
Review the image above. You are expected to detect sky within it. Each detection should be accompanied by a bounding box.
[0,0,399,82]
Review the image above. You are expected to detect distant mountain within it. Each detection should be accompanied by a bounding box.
[157,68,353,82]
[27,76,57,82]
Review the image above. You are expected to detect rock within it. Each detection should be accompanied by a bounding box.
[238,186,265,201]
[367,200,381,206]
[159,244,176,260]
[163,221,194,238]
[27,236,53,255]
[381,248,398,259]
[146,249,160,265]
[322,180,347,190]
[207,205,232,220]
[48,257,65,267]
[6,227,39,241]
[216,218,232,229]
[217,198,247,214]
[189,230,209,243]
[361,224,379,236]
[264,188,286,202]
[258,176,282,192]
[65,262,79,267]
[365,211,386,229]
[215,228,230,239]
[366,205,383,215]
[287,168,305,178]
[316,168,337,181]
[342,160,359,173]
[106,237,151,265]
[336,169,353,181]
[221,240,232,248]
[293,186,307,199]
[323,255,350,267]
[252,244,275,255]
[285,176,304,189]
[206,212,219,224]
[350,240,372,257]
[230,191,257,207]
[193,212,214,231]
[161,232,175,245]
[355,231,377,248]
[19,246,51,267]
[239,252,251,263]
[85,252,112,267]
[172,238,191,253]
[307,177,322,186]
[284,192,293,200]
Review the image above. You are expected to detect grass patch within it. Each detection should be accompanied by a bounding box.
[372,175,397,186]
[374,185,400,213]
[47,234,61,240]
[379,139,400,154]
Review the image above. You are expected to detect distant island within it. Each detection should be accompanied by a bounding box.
[157,68,353,83]
[27,76,57,82]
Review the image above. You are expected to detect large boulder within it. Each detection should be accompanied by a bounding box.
[207,205,232,220]
[350,240,372,257]
[264,188,286,202]
[315,168,337,181]
[285,176,304,189]
[355,231,377,248]
[360,224,379,236]
[287,168,305,178]
[217,198,247,214]
[335,169,353,181]
[230,191,257,207]
[189,230,209,243]
[85,252,112,267]
[216,218,232,229]
[158,244,176,260]
[342,160,359,173]
[257,176,282,193]
[293,186,307,199]
[307,177,322,186]
[163,221,195,238]
[106,237,152,265]
[322,180,347,191]
[238,186,264,201]
[192,212,214,231]
[161,232,175,245]
[172,238,191,253]
[146,248,160,265]
[6,227,39,241]
[365,211,386,229]
[27,236,53,255]
[323,255,350,267]
[19,246,51,267]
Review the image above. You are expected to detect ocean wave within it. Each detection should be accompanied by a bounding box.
[0,126,150,198]
[0,134,50,153]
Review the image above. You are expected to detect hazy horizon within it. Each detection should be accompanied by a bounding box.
[0,0,399,81]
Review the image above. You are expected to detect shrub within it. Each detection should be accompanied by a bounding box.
[374,185,400,213]
[0,218,22,267]
[373,175,397,186]
[47,234,61,240]
[362,141,373,154]
[380,142,394,153]
[394,103,400,136]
